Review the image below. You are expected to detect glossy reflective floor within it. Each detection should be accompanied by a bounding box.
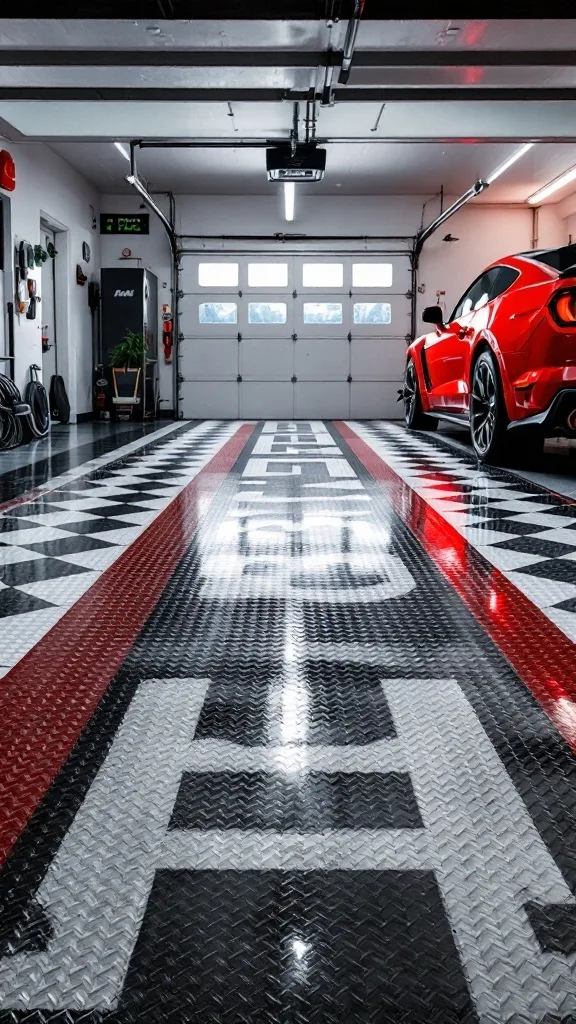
[1,419,576,1024]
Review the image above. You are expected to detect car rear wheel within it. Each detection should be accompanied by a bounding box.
[470,350,507,461]
[403,359,438,432]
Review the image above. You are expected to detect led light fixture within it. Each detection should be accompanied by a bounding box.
[487,143,534,184]
[114,142,130,162]
[527,165,576,205]
[284,182,295,222]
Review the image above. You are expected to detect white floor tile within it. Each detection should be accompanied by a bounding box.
[503,570,576,608]
[0,607,67,665]
[476,545,547,571]
[489,499,554,514]
[45,496,123,512]
[127,497,172,510]
[17,572,100,607]
[462,526,525,546]
[560,551,576,562]
[106,509,158,526]
[19,510,100,527]
[91,526,143,546]
[0,526,74,545]
[545,607,576,643]
[511,511,576,528]
[530,528,576,545]
[57,547,125,571]
[0,545,44,565]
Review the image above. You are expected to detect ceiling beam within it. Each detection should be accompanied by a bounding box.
[5,86,576,101]
[2,49,576,68]
[0,50,332,68]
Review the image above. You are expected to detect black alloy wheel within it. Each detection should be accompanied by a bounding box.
[470,350,505,460]
[403,359,438,431]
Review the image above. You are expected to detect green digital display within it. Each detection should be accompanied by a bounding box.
[100,214,149,235]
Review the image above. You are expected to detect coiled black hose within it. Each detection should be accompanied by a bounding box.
[0,373,23,449]
[24,374,50,439]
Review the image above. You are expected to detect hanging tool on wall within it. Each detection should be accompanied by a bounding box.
[26,278,38,320]
[34,244,48,267]
[162,303,173,363]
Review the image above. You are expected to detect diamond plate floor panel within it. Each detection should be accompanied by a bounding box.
[1,419,576,1024]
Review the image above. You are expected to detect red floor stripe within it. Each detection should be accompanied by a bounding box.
[0,423,255,866]
[0,489,50,514]
[335,421,576,752]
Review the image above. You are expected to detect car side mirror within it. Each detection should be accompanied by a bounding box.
[422,305,444,325]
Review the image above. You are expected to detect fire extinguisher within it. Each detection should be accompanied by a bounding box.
[162,304,173,363]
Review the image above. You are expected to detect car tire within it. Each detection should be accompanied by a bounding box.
[403,358,438,432]
[469,349,508,462]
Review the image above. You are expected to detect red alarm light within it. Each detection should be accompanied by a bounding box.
[0,150,15,192]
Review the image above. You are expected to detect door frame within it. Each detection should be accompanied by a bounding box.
[39,211,70,414]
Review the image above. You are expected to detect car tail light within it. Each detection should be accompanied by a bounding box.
[550,287,576,326]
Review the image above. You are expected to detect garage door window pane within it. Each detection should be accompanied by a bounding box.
[303,302,343,324]
[199,302,237,324]
[198,263,239,287]
[352,263,393,288]
[353,302,391,324]
[302,263,343,288]
[248,302,287,324]
[248,263,288,287]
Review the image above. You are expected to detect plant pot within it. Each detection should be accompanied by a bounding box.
[110,366,141,420]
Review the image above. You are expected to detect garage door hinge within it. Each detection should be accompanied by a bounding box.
[292,289,297,298]
[405,333,413,342]
[292,333,297,341]
[237,374,242,382]
[349,289,353,298]
[291,375,297,383]
[177,289,184,299]
[347,332,352,342]
[238,290,243,297]
[405,290,413,299]
[178,331,184,341]
[237,332,242,342]
[177,373,185,384]
[347,374,353,383]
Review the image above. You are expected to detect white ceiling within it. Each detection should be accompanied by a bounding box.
[43,140,576,203]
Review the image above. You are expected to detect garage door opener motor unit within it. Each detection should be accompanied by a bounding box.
[266,144,326,182]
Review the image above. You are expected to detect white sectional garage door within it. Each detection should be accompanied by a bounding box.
[178,254,412,419]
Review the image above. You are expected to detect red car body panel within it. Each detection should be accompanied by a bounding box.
[408,251,576,434]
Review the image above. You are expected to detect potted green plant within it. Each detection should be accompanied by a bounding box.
[107,329,147,417]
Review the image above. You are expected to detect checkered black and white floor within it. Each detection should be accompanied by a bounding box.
[354,421,576,645]
[0,421,238,675]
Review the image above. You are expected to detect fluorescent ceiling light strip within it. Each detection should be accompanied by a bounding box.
[114,141,130,162]
[284,181,295,222]
[527,165,576,205]
[486,142,534,184]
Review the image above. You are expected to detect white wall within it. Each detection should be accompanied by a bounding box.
[8,143,100,418]
[100,190,570,411]
[418,202,565,320]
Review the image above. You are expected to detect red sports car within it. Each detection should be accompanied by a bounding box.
[403,243,576,460]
